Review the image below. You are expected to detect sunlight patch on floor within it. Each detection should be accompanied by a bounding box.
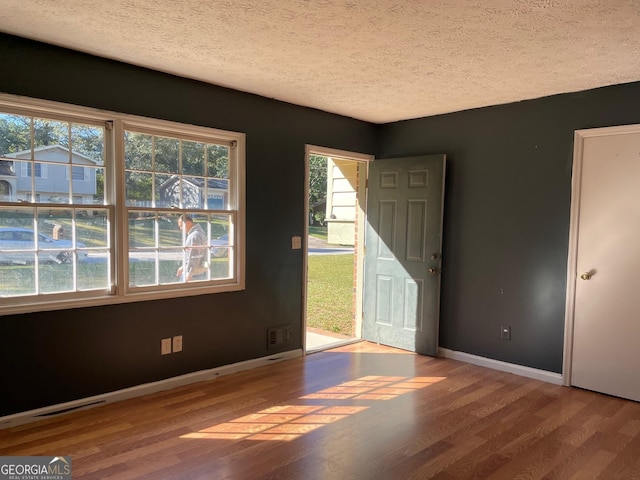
[180,375,445,441]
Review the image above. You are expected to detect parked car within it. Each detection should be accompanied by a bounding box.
[210,233,229,258]
[0,227,87,265]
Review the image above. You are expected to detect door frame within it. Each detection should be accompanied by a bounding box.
[303,145,374,354]
[563,123,640,386]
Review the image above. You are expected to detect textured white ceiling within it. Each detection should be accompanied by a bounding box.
[2,0,640,123]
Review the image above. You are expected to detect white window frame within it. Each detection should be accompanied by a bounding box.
[22,162,47,179]
[0,93,245,316]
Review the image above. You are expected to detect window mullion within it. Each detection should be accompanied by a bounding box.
[112,119,127,296]
[67,122,73,204]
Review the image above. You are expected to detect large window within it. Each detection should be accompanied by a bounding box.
[0,94,245,314]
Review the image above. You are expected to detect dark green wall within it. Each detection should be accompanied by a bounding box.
[0,34,376,416]
[377,82,640,373]
[3,32,640,418]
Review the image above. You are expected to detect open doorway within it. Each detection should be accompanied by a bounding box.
[304,146,373,352]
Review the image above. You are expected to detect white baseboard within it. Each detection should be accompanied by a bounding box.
[438,348,564,385]
[0,349,303,430]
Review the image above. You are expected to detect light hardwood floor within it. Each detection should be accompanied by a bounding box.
[2,341,640,479]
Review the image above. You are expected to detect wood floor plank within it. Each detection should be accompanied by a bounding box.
[2,341,640,479]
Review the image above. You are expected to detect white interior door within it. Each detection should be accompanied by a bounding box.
[570,126,640,402]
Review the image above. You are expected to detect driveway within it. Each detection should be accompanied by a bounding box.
[307,236,353,255]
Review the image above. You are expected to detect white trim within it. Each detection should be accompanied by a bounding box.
[306,145,374,163]
[438,347,564,385]
[0,349,302,430]
[563,123,640,387]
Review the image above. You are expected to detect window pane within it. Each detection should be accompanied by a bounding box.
[128,211,184,287]
[0,262,36,296]
[13,161,32,202]
[78,251,110,291]
[37,209,72,249]
[0,113,31,160]
[34,118,68,149]
[154,136,179,173]
[129,260,153,287]
[159,214,181,248]
[128,212,157,287]
[182,141,205,176]
[33,161,64,203]
[207,178,229,209]
[129,212,156,249]
[210,214,231,279]
[125,131,152,171]
[126,171,153,207]
[0,206,34,229]
[207,144,229,179]
[77,208,109,248]
[210,249,231,279]
[39,263,74,293]
[71,166,104,205]
[155,174,174,208]
[159,253,182,285]
[93,167,106,205]
[71,123,104,164]
[182,176,205,209]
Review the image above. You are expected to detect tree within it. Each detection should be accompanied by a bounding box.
[309,155,328,225]
[309,154,327,206]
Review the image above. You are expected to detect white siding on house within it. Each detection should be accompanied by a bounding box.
[326,158,359,246]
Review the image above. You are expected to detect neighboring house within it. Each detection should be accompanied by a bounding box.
[1,144,99,203]
[325,157,360,246]
[157,175,228,209]
[0,159,14,201]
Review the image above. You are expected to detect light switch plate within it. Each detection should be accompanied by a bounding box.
[291,236,302,249]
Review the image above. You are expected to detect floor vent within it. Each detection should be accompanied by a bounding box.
[267,325,292,349]
[36,400,106,417]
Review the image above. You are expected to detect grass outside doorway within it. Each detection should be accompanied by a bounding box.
[306,253,354,336]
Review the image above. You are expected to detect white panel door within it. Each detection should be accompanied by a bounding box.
[363,155,445,355]
[571,128,640,402]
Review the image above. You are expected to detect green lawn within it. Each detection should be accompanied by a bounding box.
[308,225,327,241]
[306,253,354,336]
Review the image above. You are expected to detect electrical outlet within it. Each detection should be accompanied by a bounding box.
[172,335,183,353]
[161,338,172,355]
[501,325,511,340]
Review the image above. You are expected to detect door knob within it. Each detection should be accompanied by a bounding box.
[428,267,438,275]
[580,271,594,280]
